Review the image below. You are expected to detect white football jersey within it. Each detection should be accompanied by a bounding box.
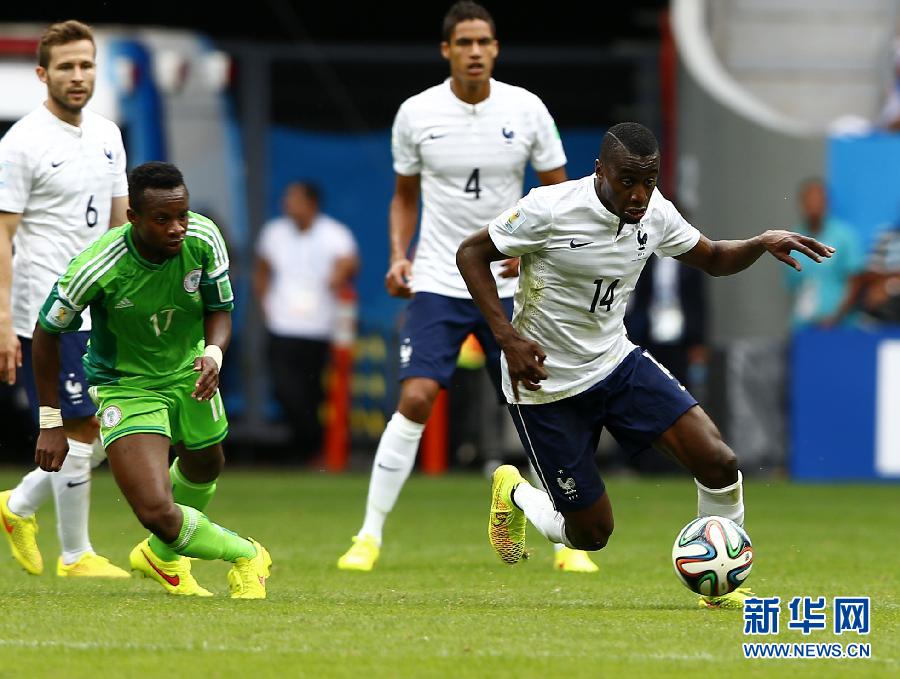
[0,105,127,338]
[392,78,566,299]
[488,176,701,404]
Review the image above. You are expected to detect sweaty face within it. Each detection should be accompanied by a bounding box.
[129,186,190,262]
[595,152,660,223]
[441,19,498,87]
[39,40,96,116]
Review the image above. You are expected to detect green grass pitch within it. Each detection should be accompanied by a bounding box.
[0,469,897,678]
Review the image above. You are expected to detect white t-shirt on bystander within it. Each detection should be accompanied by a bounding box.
[256,213,357,340]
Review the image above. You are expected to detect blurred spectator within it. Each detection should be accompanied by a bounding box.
[253,182,359,463]
[784,178,864,328]
[830,220,900,326]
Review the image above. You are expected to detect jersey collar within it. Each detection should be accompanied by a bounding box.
[39,103,84,137]
[444,77,495,113]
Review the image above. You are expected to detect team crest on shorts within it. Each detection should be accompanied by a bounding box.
[101,405,122,428]
[183,269,202,293]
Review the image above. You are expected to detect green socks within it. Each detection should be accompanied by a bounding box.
[167,505,256,562]
[169,457,217,512]
[148,458,220,561]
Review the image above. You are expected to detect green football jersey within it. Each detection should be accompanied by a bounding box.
[38,212,233,386]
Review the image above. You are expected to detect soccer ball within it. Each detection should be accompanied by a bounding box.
[671,516,753,597]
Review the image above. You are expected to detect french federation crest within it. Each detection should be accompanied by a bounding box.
[557,476,577,495]
[183,268,202,293]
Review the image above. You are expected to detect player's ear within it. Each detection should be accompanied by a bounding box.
[440,41,450,61]
[594,159,604,180]
[126,207,136,225]
[36,66,48,84]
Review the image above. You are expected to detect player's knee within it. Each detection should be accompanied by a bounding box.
[135,501,181,541]
[398,390,436,423]
[177,451,223,484]
[567,520,614,552]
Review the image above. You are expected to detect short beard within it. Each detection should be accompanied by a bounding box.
[49,90,87,116]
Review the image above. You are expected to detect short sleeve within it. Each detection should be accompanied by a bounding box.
[189,213,230,279]
[255,221,277,262]
[39,243,110,333]
[37,282,86,334]
[200,272,234,311]
[527,97,567,173]
[488,187,553,257]
[655,195,702,258]
[391,103,421,176]
[332,222,358,258]
[189,214,233,311]
[0,132,33,214]
[111,124,128,197]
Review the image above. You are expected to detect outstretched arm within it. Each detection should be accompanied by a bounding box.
[457,228,548,401]
[32,324,67,472]
[677,231,835,277]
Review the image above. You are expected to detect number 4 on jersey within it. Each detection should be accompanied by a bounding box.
[464,168,481,199]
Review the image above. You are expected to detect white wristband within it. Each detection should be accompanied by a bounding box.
[203,344,223,371]
[39,406,64,429]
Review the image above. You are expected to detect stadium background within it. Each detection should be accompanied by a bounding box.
[1,3,899,677]
[1,1,899,480]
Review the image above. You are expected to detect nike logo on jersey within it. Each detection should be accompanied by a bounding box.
[569,239,593,249]
[66,479,90,488]
[114,297,134,309]
[376,463,403,472]
[428,133,446,140]
[104,148,113,160]
[51,160,65,168]
[502,126,515,140]
[142,550,180,586]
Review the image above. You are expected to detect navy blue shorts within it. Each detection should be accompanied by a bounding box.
[398,292,514,396]
[508,348,698,511]
[19,332,95,424]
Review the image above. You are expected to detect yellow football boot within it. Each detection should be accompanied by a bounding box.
[488,465,527,564]
[129,538,212,596]
[337,534,381,571]
[228,538,272,599]
[554,546,599,573]
[0,490,43,575]
[699,586,756,609]
[57,552,130,578]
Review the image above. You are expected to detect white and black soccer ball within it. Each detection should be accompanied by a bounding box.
[672,516,753,597]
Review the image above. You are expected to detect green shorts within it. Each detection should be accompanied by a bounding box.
[88,371,228,450]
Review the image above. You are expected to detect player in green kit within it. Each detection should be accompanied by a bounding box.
[30,162,271,598]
